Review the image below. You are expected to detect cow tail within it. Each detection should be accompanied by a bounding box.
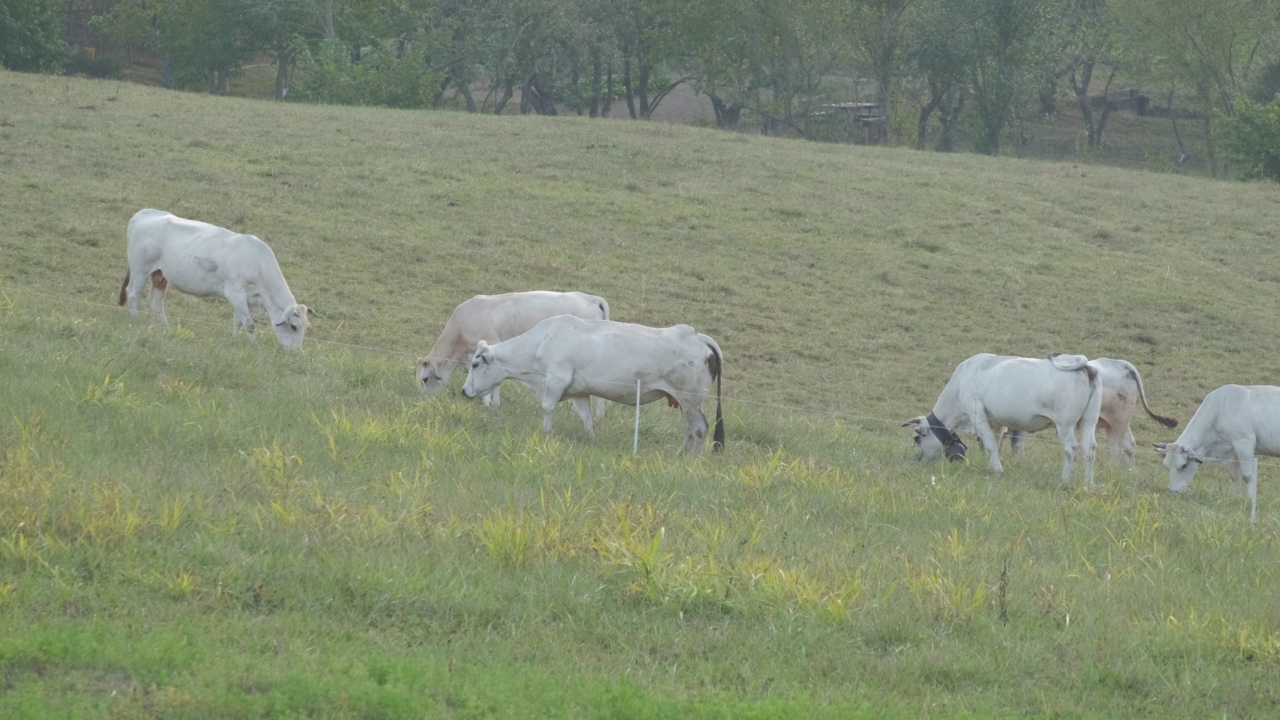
[118,270,130,306]
[1084,361,1099,393]
[1083,362,1101,420]
[1125,362,1178,428]
[707,342,725,452]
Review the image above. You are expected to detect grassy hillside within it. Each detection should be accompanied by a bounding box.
[3,69,1280,718]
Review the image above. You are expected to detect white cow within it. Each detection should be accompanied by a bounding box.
[416,290,610,410]
[903,353,1102,483]
[461,315,725,456]
[118,209,311,350]
[1155,384,1280,525]
[1003,358,1177,465]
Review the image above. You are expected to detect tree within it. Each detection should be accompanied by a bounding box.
[1114,0,1279,174]
[965,0,1066,155]
[910,0,973,151]
[614,0,683,119]
[1064,0,1122,150]
[678,0,839,133]
[844,0,914,144]
[238,0,340,99]
[0,0,69,72]
[1220,96,1280,180]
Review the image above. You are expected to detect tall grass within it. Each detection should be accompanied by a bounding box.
[2,69,1280,717]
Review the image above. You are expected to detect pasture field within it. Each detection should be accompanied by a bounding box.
[2,69,1280,717]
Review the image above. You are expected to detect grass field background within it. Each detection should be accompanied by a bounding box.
[2,69,1280,717]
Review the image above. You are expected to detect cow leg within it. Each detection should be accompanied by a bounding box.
[146,270,169,325]
[539,394,558,434]
[1054,421,1080,483]
[571,397,594,435]
[680,401,709,457]
[974,422,1003,474]
[1098,419,1129,465]
[1117,428,1137,467]
[226,292,256,339]
[539,373,572,435]
[1233,450,1260,526]
[1010,430,1026,455]
[592,396,607,419]
[487,384,502,408]
[124,269,151,319]
[1227,459,1246,496]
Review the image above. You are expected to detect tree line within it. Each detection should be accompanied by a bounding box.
[6,0,1280,174]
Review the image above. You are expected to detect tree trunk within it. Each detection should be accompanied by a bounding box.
[495,81,514,114]
[637,62,651,118]
[322,0,335,39]
[589,50,602,118]
[936,92,964,152]
[433,76,452,108]
[709,94,742,129]
[460,83,476,113]
[160,55,176,90]
[917,96,941,150]
[275,46,291,100]
[520,67,536,114]
[1039,77,1058,116]
[623,56,636,119]
[876,69,892,145]
[602,64,613,118]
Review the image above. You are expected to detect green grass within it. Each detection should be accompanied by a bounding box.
[3,68,1280,717]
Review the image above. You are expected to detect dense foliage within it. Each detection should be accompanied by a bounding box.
[0,0,68,73]
[1221,97,1280,180]
[11,0,1280,166]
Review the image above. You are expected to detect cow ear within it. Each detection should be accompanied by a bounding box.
[475,340,490,353]
[901,416,923,429]
[302,305,313,317]
[1153,443,1169,455]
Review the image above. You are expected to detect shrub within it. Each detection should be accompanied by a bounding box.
[1220,98,1280,181]
[0,0,69,73]
[289,39,440,109]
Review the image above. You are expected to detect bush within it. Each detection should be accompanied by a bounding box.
[290,39,440,109]
[0,0,69,73]
[65,49,126,79]
[1220,98,1280,181]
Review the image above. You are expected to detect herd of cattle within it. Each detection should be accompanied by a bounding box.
[117,209,1277,523]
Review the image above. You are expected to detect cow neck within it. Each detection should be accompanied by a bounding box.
[925,411,962,449]
[264,291,298,327]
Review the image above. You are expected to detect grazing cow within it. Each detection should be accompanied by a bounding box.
[118,209,311,350]
[1002,358,1177,465]
[1155,384,1280,525]
[902,353,1102,483]
[461,315,725,456]
[416,290,609,410]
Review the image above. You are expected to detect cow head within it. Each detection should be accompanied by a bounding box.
[902,415,967,463]
[1154,442,1201,493]
[462,341,501,400]
[416,356,453,395]
[272,304,311,350]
